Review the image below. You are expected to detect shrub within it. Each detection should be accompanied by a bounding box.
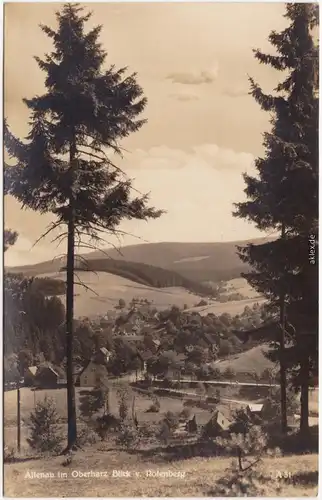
[159,421,171,445]
[179,408,191,420]
[138,422,157,439]
[196,299,208,307]
[215,426,268,470]
[223,367,236,380]
[115,423,139,449]
[208,367,221,380]
[210,467,281,497]
[162,377,174,388]
[76,425,99,447]
[219,340,232,357]
[27,396,64,453]
[147,403,160,413]
[79,388,106,419]
[4,446,15,463]
[229,408,253,435]
[196,381,206,402]
[164,411,179,431]
[118,298,126,309]
[95,413,120,440]
[116,386,130,421]
[209,425,281,497]
[149,393,161,412]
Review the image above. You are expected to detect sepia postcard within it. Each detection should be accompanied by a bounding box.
[3,1,319,497]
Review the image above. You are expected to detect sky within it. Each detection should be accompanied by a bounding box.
[4,2,287,266]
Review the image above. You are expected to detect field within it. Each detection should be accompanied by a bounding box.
[4,386,214,449]
[36,271,208,318]
[225,277,262,299]
[186,296,266,316]
[31,271,262,319]
[4,448,318,497]
[213,344,274,375]
[4,384,319,497]
[5,384,318,447]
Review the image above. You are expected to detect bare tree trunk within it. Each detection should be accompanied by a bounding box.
[17,385,21,453]
[299,342,310,438]
[280,224,288,434]
[65,136,77,451]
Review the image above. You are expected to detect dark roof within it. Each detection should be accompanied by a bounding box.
[161,351,186,364]
[78,359,109,377]
[36,364,66,379]
[114,335,144,343]
[136,349,154,362]
[201,332,219,346]
[164,349,186,361]
[25,366,38,376]
[206,409,232,430]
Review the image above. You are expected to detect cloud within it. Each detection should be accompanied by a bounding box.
[5,144,262,265]
[166,64,219,85]
[122,144,254,172]
[117,143,261,244]
[222,85,249,98]
[170,92,199,102]
[4,235,54,267]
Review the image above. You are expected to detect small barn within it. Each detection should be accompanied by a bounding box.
[246,403,264,416]
[34,365,66,389]
[203,409,232,438]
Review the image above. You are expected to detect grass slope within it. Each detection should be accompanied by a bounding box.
[213,344,273,375]
[35,271,210,318]
[4,449,318,497]
[186,296,267,316]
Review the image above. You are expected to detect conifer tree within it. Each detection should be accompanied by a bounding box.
[27,396,64,453]
[4,229,18,253]
[234,3,318,435]
[4,3,163,450]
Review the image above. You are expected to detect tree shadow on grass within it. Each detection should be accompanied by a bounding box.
[4,454,47,464]
[292,470,318,487]
[100,439,224,463]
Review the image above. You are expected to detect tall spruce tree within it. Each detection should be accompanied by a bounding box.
[4,3,163,450]
[234,3,318,435]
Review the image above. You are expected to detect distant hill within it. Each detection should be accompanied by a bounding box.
[9,236,274,284]
[86,238,273,282]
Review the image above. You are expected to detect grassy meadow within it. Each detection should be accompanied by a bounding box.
[4,446,318,497]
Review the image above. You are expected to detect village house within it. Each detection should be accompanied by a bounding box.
[78,360,109,387]
[78,347,112,387]
[163,351,186,381]
[34,365,67,389]
[201,333,220,358]
[136,349,153,369]
[150,338,161,353]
